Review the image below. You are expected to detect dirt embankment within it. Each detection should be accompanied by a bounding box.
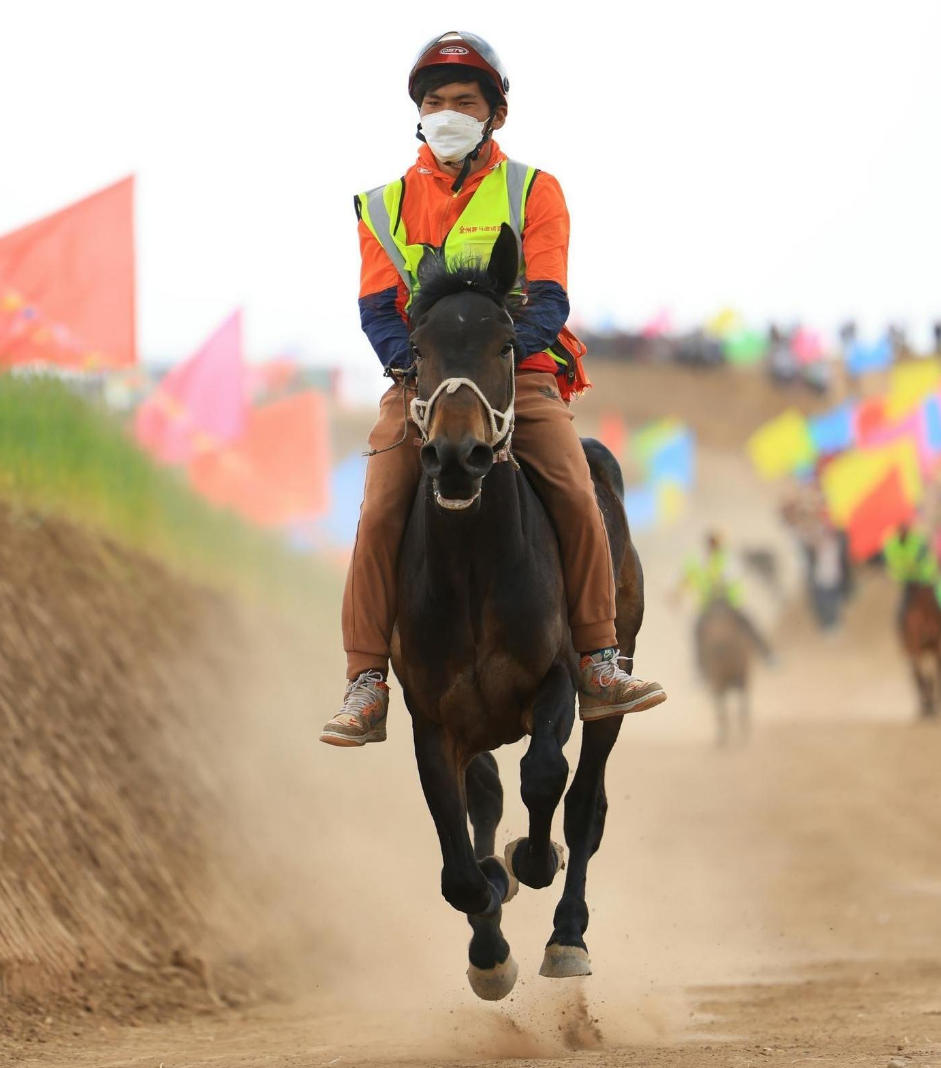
[0,499,333,1031]
[576,361,825,451]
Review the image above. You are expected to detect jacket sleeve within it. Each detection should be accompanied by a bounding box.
[356,216,411,371]
[514,172,572,356]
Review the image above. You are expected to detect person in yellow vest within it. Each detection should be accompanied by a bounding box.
[320,31,667,746]
[677,531,775,661]
[883,522,941,604]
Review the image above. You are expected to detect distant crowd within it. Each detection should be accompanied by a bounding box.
[580,320,941,397]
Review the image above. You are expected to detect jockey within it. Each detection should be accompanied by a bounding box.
[320,31,667,746]
[681,531,745,611]
[883,523,941,602]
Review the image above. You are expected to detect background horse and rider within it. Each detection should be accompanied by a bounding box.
[676,532,774,746]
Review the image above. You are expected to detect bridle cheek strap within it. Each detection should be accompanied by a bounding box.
[410,374,516,456]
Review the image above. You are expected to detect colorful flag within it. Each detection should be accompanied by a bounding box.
[792,327,824,365]
[854,396,893,445]
[135,310,247,465]
[188,391,330,527]
[885,358,941,420]
[847,468,914,562]
[648,428,696,490]
[598,411,626,461]
[747,409,816,479]
[809,403,856,455]
[821,439,921,525]
[723,329,767,366]
[624,486,658,532]
[0,176,135,370]
[846,337,892,377]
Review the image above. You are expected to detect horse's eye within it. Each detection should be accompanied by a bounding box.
[411,343,422,361]
[500,343,514,359]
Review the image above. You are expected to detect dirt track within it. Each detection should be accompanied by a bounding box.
[4,379,941,1067]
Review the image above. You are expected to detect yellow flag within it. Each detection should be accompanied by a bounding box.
[656,480,687,524]
[885,358,941,420]
[747,409,816,479]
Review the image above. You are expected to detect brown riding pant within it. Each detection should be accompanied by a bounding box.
[342,371,618,678]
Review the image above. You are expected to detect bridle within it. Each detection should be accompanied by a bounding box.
[410,372,516,456]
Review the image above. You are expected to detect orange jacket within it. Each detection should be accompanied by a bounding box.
[357,140,574,377]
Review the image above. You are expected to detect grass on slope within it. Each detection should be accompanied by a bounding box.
[0,375,327,605]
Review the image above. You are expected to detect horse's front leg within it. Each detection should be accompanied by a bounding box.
[506,660,574,889]
[411,714,518,1001]
[541,715,622,978]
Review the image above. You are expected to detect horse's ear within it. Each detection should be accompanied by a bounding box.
[486,223,519,297]
[416,245,439,288]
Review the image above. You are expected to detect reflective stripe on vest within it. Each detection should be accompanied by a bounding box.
[357,159,536,302]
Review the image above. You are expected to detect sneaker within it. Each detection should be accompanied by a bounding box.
[319,670,390,747]
[578,648,667,721]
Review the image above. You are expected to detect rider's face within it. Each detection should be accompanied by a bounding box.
[419,81,507,130]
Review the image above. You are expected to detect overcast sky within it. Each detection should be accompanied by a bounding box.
[1,0,939,367]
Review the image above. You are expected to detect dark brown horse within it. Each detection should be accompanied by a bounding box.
[899,582,941,717]
[390,225,648,1000]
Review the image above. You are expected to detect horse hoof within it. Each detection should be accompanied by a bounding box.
[539,943,592,978]
[467,954,519,1001]
[504,838,566,887]
[482,855,519,904]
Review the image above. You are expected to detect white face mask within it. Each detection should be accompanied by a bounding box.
[420,110,487,163]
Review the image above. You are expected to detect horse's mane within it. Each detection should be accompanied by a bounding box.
[409,253,521,325]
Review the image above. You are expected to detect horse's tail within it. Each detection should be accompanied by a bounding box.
[580,437,625,500]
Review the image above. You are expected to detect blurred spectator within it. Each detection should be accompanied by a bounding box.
[781,483,852,633]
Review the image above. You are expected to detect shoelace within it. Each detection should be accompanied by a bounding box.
[590,655,635,689]
[342,670,386,715]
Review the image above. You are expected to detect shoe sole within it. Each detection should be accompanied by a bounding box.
[319,728,388,747]
[580,689,667,722]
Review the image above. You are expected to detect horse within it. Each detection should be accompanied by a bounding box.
[898,582,941,718]
[694,598,762,746]
[390,224,649,1001]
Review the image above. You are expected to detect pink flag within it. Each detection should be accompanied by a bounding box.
[135,310,246,465]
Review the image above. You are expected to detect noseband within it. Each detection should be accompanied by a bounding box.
[410,373,517,459]
[410,372,518,510]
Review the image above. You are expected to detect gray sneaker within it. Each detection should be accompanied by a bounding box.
[578,648,667,721]
[319,671,390,747]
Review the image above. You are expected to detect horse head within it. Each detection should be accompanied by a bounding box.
[407,224,520,511]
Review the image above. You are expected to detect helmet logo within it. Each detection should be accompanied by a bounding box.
[439,46,469,55]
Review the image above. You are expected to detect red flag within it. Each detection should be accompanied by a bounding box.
[855,396,891,445]
[847,468,915,562]
[598,411,626,460]
[188,391,330,527]
[135,310,247,465]
[0,177,135,370]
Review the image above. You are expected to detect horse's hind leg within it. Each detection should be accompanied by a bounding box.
[506,661,574,890]
[412,716,517,1001]
[541,716,622,978]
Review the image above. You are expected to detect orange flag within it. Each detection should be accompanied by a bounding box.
[188,391,330,527]
[0,176,136,371]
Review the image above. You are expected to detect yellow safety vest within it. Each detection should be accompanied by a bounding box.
[356,159,537,309]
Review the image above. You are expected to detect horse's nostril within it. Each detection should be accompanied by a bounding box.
[420,443,442,477]
[466,444,494,477]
